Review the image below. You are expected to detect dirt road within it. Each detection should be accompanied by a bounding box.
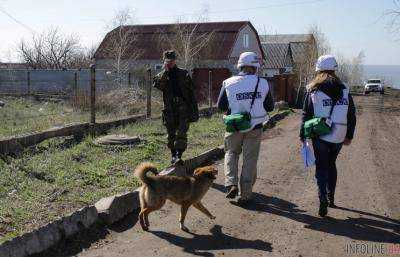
[72,94,399,257]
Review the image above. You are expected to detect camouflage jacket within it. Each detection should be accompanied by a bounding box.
[153,67,199,122]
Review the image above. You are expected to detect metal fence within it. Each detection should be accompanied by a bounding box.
[0,67,150,139]
[0,66,214,139]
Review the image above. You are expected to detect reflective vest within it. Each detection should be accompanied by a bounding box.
[311,87,349,143]
[223,74,269,132]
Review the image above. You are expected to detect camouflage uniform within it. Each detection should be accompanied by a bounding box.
[153,51,199,159]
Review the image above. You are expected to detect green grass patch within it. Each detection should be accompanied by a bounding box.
[0,108,292,243]
[0,113,225,243]
[0,96,152,139]
[0,97,90,138]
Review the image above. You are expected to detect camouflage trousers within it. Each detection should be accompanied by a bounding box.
[162,100,190,152]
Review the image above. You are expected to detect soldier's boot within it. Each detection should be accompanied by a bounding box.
[171,150,184,165]
[170,149,178,164]
[174,150,184,165]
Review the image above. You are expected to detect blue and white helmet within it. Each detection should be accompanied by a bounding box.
[237,52,261,69]
[315,55,338,72]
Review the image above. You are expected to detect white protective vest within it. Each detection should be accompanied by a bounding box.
[223,74,269,132]
[311,87,350,143]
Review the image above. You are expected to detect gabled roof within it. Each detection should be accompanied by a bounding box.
[289,42,312,63]
[95,21,265,61]
[260,34,315,65]
[262,43,293,69]
[260,34,314,44]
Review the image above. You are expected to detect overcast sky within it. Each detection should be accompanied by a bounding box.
[0,0,399,65]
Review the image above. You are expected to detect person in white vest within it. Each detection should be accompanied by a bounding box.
[217,52,274,204]
[300,55,357,217]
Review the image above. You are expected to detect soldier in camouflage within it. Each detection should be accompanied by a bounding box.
[153,50,199,164]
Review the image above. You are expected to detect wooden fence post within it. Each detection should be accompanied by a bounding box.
[27,71,31,95]
[90,64,96,124]
[73,72,78,97]
[208,69,212,109]
[146,68,152,118]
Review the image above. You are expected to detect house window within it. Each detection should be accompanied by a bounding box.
[243,33,249,48]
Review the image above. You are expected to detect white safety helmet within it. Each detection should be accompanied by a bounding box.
[315,55,338,72]
[237,52,260,69]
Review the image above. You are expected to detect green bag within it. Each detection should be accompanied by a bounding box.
[223,113,251,133]
[303,117,332,138]
[223,77,260,133]
[303,99,337,139]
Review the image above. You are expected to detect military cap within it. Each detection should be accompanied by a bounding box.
[163,50,177,61]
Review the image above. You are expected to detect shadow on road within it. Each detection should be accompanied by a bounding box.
[108,210,140,233]
[151,225,273,256]
[229,191,400,244]
[30,211,140,257]
[30,223,109,257]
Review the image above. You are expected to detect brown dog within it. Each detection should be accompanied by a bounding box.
[135,162,217,231]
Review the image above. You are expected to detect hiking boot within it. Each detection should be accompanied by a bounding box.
[170,149,177,164]
[319,200,328,217]
[176,150,183,159]
[226,185,238,199]
[171,150,184,165]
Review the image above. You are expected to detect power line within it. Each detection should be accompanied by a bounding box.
[138,0,325,20]
[0,5,36,33]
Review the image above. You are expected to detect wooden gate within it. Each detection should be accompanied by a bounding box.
[270,74,295,105]
[192,68,231,104]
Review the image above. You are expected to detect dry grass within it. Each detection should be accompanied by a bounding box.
[0,113,225,243]
[0,90,163,139]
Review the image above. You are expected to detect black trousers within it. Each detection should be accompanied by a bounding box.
[312,138,343,202]
[163,98,190,152]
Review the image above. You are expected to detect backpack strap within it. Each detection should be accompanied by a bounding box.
[249,77,260,112]
[328,98,338,118]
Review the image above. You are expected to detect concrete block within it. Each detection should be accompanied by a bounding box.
[95,191,139,225]
[0,206,98,257]
[59,206,98,237]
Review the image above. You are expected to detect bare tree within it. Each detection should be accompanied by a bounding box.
[301,24,331,81]
[159,22,214,72]
[18,27,84,69]
[349,51,365,87]
[294,25,332,106]
[309,24,331,56]
[336,51,365,88]
[69,44,99,69]
[156,6,215,72]
[103,8,142,85]
[385,0,400,36]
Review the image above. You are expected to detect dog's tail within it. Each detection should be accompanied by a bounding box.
[135,162,158,186]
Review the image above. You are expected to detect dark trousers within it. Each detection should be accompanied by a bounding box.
[312,138,343,202]
[163,99,190,153]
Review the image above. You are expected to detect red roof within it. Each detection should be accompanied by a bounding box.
[95,21,265,61]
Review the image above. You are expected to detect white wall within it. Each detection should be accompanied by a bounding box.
[230,25,263,61]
